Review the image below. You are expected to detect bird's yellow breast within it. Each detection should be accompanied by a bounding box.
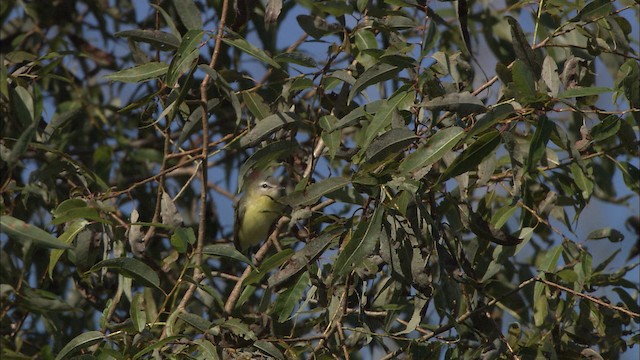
[237,194,282,250]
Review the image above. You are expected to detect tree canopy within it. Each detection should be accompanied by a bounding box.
[1,0,639,359]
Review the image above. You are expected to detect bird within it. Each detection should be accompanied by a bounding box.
[233,173,284,252]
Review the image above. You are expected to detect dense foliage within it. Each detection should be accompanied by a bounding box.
[1,0,639,358]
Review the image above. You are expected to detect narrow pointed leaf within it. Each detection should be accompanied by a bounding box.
[348,62,403,103]
[222,37,281,69]
[91,257,161,291]
[116,30,180,50]
[54,331,104,360]
[440,131,501,182]
[105,62,169,83]
[166,30,204,87]
[1,216,71,249]
[421,91,485,117]
[281,177,351,207]
[334,204,384,275]
[239,112,298,147]
[400,126,465,175]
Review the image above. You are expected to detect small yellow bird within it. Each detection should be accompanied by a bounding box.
[233,173,284,252]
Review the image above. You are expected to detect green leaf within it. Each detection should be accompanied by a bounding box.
[365,128,417,163]
[50,199,106,225]
[334,204,384,275]
[222,37,281,69]
[254,340,285,360]
[590,115,620,142]
[178,312,213,332]
[193,338,220,359]
[421,91,485,117]
[361,89,415,151]
[314,1,353,16]
[54,331,104,360]
[586,228,624,243]
[273,52,317,67]
[542,55,560,97]
[172,0,202,30]
[244,249,294,285]
[11,85,34,125]
[216,317,257,341]
[1,215,72,249]
[572,0,614,21]
[559,86,612,99]
[239,112,299,147]
[269,228,342,288]
[491,205,517,229]
[91,257,161,291]
[348,62,404,104]
[466,103,514,139]
[48,219,88,277]
[171,227,195,253]
[273,271,310,322]
[296,15,342,39]
[8,121,36,165]
[616,161,640,193]
[320,115,342,161]
[116,30,180,50]
[439,130,501,182]
[281,177,351,207]
[202,244,255,268]
[130,292,146,333]
[104,62,169,83]
[330,100,383,132]
[237,140,298,190]
[400,127,465,175]
[132,336,183,360]
[242,92,271,120]
[533,283,548,326]
[506,16,541,76]
[539,245,563,272]
[526,115,553,173]
[166,30,204,88]
[512,59,538,102]
[355,28,377,52]
[571,162,593,200]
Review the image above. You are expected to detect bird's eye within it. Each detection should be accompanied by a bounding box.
[261,183,269,189]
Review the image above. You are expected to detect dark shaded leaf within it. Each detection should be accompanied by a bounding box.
[440,131,501,182]
[506,16,541,76]
[1,216,71,249]
[365,128,417,163]
[296,15,342,39]
[526,115,553,173]
[334,204,384,275]
[281,177,351,207]
[116,30,180,50]
[91,258,161,291]
[269,228,343,288]
[348,62,403,104]
[202,244,255,268]
[166,30,204,87]
[105,62,168,83]
[54,331,104,360]
[222,36,281,69]
[587,228,624,242]
[172,0,202,30]
[273,271,309,322]
[421,91,485,117]
[239,112,299,147]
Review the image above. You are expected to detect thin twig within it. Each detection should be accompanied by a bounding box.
[223,216,288,313]
[171,0,230,320]
[380,277,538,360]
[538,277,640,319]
